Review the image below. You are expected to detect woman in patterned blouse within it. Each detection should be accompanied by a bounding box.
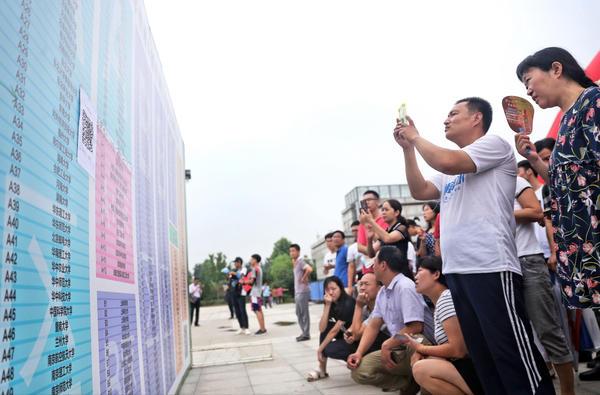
[515,47,600,309]
[417,201,439,259]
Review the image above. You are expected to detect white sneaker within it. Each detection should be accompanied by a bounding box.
[244,329,251,335]
[235,329,243,335]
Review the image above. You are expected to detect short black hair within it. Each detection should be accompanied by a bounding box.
[332,230,345,239]
[377,246,413,281]
[234,257,243,263]
[406,219,418,227]
[251,254,262,263]
[289,244,300,252]
[455,97,493,133]
[517,160,538,177]
[363,190,380,199]
[418,256,447,287]
[516,47,598,89]
[325,232,333,240]
[351,220,360,227]
[534,137,555,153]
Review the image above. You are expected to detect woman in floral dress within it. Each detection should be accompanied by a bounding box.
[515,47,600,309]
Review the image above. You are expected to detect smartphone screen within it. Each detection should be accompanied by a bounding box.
[360,200,368,212]
[393,334,409,342]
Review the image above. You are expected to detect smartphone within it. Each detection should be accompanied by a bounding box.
[398,103,408,125]
[393,333,423,343]
[360,200,368,212]
[340,323,349,335]
[393,334,409,342]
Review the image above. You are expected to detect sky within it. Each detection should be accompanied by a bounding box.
[143,0,600,268]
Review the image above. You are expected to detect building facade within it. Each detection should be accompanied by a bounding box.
[341,184,425,233]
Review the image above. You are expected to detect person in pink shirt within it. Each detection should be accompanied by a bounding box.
[357,190,387,274]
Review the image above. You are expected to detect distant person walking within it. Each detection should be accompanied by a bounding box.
[262,281,272,309]
[188,278,202,327]
[291,244,313,341]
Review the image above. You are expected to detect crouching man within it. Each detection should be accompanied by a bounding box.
[347,246,427,394]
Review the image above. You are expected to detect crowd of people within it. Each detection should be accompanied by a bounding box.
[189,46,600,395]
[296,47,600,395]
[222,255,269,335]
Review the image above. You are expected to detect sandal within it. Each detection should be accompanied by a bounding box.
[306,369,329,382]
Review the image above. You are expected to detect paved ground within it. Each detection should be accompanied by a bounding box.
[178,303,600,395]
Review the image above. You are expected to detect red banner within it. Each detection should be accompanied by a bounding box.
[547,50,600,138]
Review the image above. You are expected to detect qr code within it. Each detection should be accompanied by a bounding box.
[81,109,94,152]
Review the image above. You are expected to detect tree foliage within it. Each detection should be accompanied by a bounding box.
[269,237,292,261]
[190,252,229,301]
[188,236,317,303]
[268,254,294,292]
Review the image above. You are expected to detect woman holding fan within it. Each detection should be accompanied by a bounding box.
[515,47,600,310]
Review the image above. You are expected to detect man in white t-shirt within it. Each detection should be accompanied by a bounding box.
[406,242,417,275]
[322,233,337,277]
[347,221,366,280]
[189,278,202,327]
[517,160,556,270]
[514,176,574,392]
[394,97,553,394]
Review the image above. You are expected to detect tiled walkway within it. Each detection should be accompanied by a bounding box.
[178,303,387,394]
[178,303,600,395]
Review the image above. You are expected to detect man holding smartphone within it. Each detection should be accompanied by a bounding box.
[394,97,553,394]
[356,190,387,273]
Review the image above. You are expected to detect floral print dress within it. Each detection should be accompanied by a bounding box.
[550,86,600,309]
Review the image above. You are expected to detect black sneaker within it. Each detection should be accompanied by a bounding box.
[255,329,267,335]
[296,335,310,342]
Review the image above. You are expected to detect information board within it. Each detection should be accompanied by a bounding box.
[0,1,190,394]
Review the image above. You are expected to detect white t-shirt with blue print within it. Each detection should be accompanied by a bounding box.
[429,134,520,275]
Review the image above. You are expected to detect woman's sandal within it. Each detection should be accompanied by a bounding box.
[306,369,329,382]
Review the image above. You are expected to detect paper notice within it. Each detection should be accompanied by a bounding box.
[77,88,97,177]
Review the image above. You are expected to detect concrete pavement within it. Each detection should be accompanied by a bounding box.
[178,302,600,395]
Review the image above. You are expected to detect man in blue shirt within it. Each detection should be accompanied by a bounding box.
[332,230,354,294]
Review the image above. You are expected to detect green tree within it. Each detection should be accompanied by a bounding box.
[268,254,294,293]
[193,252,229,301]
[262,257,272,283]
[270,237,292,261]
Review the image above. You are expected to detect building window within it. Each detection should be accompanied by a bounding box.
[400,185,410,197]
